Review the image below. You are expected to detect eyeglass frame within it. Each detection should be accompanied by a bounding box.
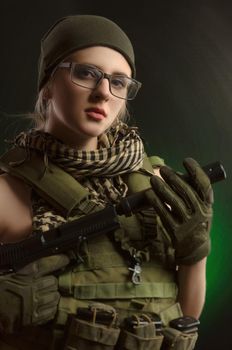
[53,61,142,100]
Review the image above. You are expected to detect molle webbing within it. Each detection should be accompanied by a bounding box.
[0,147,98,216]
[72,282,178,299]
[58,268,178,299]
[59,255,178,300]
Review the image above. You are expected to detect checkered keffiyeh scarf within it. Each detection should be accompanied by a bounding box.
[13,121,145,204]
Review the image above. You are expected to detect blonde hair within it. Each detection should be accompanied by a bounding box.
[33,88,48,128]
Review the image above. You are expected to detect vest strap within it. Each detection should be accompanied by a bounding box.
[122,153,163,195]
[0,148,97,216]
[148,156,165,167]
[0,149,162,217]
[73,282,178,299]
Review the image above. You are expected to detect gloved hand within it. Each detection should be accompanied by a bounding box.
[144,158,213,265]
[0,254,70,334]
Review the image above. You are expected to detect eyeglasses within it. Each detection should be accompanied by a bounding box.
[56,62,142,100]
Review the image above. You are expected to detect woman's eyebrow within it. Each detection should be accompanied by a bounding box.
[75,61,130,76]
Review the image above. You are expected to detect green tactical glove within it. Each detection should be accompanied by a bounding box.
[0,254,70,334]
[145,158,213,265]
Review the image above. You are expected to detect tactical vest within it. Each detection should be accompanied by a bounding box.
[0,148,182,349]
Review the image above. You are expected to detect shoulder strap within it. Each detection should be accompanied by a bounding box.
[0,148,97,217]
[148,155,165,167]
[122,153,165,195]
[0,148,165,214]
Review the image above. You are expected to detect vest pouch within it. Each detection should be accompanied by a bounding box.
[161,327,198,350]
[118,329,164,350]
[63,315,120,350]
[117,314,164,350]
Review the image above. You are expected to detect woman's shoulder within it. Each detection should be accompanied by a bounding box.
[0,173,31,198]
[0,173,32,242]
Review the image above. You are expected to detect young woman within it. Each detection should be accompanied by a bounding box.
[0,15,212,350]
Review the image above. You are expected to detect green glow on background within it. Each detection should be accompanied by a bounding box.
[201,199,231,324]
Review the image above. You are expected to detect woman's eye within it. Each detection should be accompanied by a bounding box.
[75,66,98,80]
[111,77,127,89]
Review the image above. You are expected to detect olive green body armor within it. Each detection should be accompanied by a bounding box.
[0,148,184,350]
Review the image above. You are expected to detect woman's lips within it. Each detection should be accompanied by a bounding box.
[85,108,106,120]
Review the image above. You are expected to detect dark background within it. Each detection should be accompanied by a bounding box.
[0,1,231,348]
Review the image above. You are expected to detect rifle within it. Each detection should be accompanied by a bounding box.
[0,161,226,274]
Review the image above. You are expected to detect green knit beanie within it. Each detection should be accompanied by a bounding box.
[38,15,135,91]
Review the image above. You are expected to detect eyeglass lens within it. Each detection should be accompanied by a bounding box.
[71,64,140,100]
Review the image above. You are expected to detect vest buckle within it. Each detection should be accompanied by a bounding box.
[129,262,142,285]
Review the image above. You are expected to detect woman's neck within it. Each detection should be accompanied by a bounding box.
[42,124,98,150]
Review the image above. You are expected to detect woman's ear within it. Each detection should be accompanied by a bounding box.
[42,86,52,101]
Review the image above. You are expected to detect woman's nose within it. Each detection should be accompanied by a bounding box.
[91,78,111,100]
